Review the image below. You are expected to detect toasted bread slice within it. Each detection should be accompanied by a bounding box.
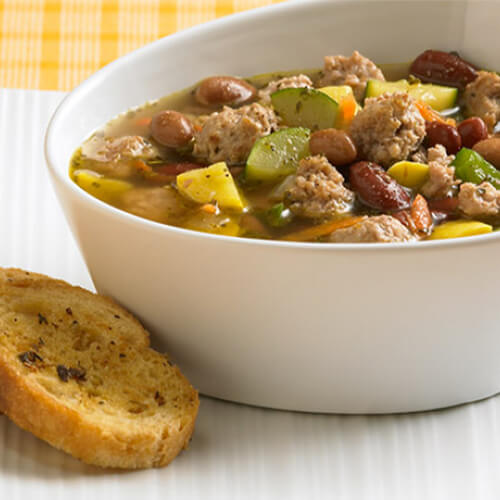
[0,268,199,469]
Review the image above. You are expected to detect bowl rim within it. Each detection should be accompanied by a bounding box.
[44,0,500,253]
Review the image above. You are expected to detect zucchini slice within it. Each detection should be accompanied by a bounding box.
[271,88,338,131]
[364,79,458,111]
[245,127,310,183]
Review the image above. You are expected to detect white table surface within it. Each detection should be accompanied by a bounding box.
[0,88,499,499]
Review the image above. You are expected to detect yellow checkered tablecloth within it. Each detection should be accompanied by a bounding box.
[0,0,285,91]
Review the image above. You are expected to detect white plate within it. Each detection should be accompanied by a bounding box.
[1,88,500,499]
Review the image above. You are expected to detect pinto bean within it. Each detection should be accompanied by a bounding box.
[309,129,357,166]
[473,137,500,169]
[457,117,488,148]
[426,121,462,154]
[195,76,257,106]
[151,110,194,148]
[349,161,411,211]
[409,50,477,89]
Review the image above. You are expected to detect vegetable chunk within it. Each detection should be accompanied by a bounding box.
[271,88,338,131]
[428,220,492,239]
[73,170,132,202]
[387,161,430,189]
[177,162,244,210]
[245,127,310,182]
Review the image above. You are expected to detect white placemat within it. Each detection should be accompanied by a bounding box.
[0,88,499,500]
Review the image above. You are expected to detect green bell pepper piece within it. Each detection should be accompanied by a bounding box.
[266,202,293,227]
[452,148,500,189]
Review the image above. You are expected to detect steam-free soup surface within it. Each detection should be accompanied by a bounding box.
[70,51,500,243]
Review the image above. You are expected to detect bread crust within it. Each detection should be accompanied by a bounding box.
[0,268,199,469]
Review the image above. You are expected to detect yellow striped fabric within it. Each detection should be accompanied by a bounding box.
[0,0,285,91]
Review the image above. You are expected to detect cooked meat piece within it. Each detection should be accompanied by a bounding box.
[120,186,190,223]
[420,145,459,199]
[317,51,385,101]
[285,155,354,219]
[328,215,415,243]
[463,71,500,132]
[457,181,500,217]
[349,92,426,167]
[258,74,313,104]
[411,146,428,164]
[79,135,159,179]
[193,103,279,164]
[82,135,158,163]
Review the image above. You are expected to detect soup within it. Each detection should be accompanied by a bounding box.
[70,49,500,243]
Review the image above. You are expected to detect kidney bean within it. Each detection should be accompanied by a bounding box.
[457,117,488,148]
[195,76,256,106]
[427,197,459,213]
[473,137,500,169]
[426,121,462,154]
[309,129,357,166]
[151,110,194,148]
[349,161,411,211]
[409,50,477,89]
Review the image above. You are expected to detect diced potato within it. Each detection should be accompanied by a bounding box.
[428,220,492,240]
[176,162,244,211]
[387,161,430,189]
[73,169,133,202]
[319,86,361,128]
[183,212,240,236]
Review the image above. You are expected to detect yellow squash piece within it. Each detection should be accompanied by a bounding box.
[73,170,132,202]
[319,86,361,128]
[176,162,244,211]
[428,220,493,240]
[387,161,430,189]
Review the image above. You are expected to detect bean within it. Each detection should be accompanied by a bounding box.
[473,137,500,169]
[309,129,357,166]
[151,111,194,148]
[195,76,256,106]
[349,161,411,211]
[457,117,488,148]
[426,121,462,154]
[410,49,477,89]
[427,197,459,213]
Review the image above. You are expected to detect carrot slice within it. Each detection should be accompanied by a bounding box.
[200,203,217,214]
[134,159,153,174]
[282,216,366,242]
[341,95,357,126]
[410,194,433,236]
[135,116,152,127]
[415,100,456,126]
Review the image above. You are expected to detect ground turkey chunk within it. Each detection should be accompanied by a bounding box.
[258,74,313,104]
[463,71,500,132]
[328,215,414,243]
[420,144,459,199]
[285,155,354,219]
[120,186,190,223]
[318,51,385,101]
[79,135,158,179]
[193,103,278,164]
[349,92,426,167]
[458,182,500,217]
[82,135,158,163]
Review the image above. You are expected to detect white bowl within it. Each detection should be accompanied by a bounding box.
[45,0,500,413]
